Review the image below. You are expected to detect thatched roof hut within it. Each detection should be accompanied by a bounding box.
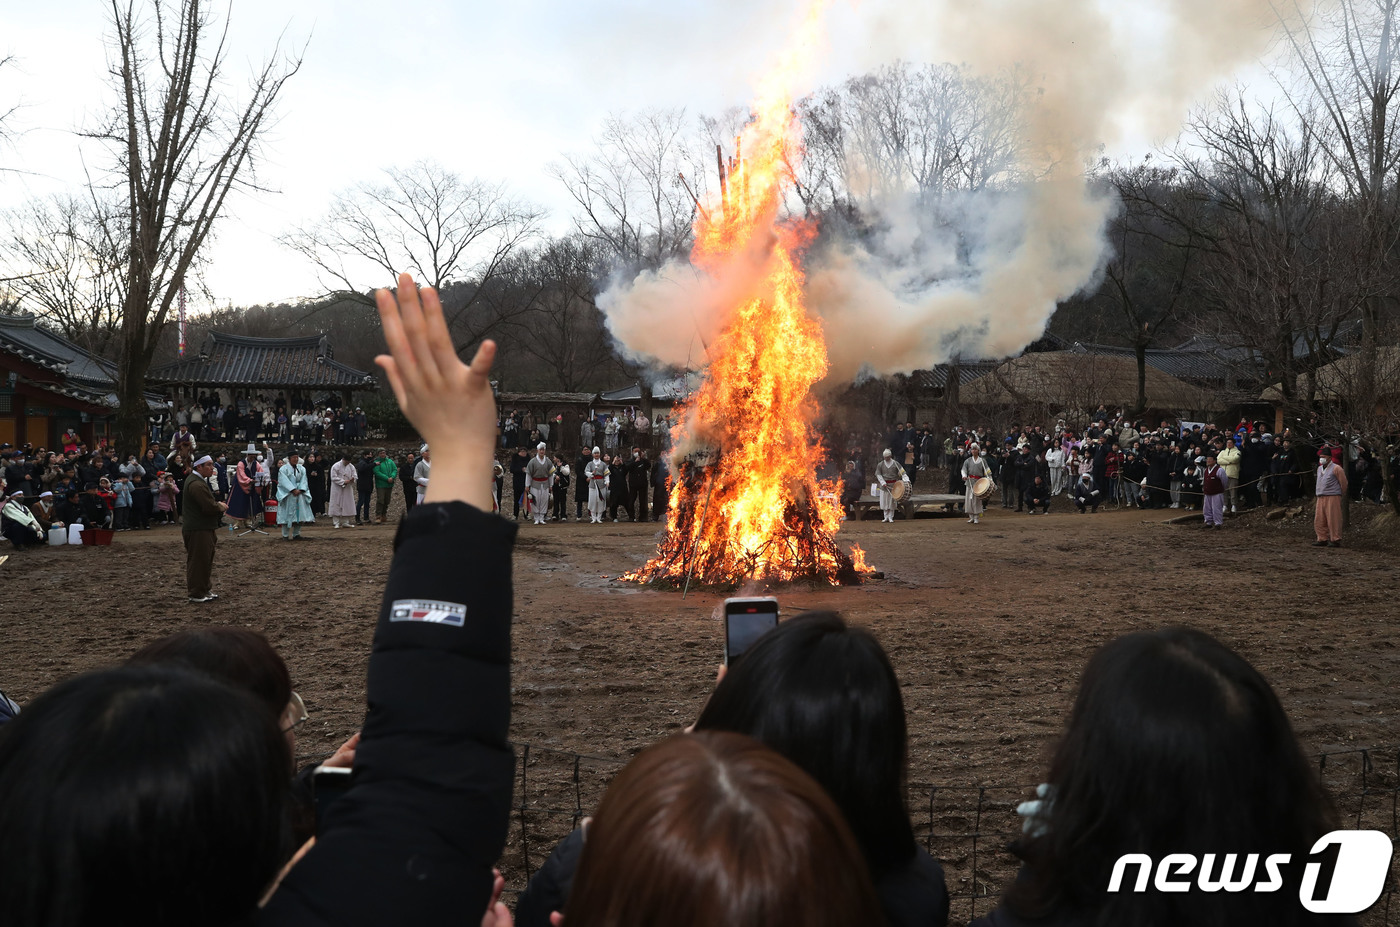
[961,351,1218,415]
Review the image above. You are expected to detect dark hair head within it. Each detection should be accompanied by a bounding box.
[0,666,291,927]
[127,627,291,721]
[694,611,915,876]
[1008,627,1336,926]
[565,731,879,927]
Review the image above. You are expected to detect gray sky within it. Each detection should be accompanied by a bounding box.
[1,0,1273,311]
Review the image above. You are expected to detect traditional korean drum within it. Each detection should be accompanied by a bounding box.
[973,477,995,500]
[890,480,908,501]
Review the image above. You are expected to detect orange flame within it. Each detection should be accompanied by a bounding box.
[626,5,875,587]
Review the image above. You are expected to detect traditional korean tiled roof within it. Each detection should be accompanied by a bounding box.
[0,313,117,388]
[598,373,703,404]
[150,332,375,388]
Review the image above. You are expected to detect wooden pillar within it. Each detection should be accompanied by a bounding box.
[12,393,25,445]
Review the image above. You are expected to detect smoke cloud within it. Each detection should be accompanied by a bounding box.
[598,0,1296,382]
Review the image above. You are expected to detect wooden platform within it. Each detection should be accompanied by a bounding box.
[851,491,966,520]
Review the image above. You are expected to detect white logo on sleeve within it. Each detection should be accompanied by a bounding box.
[389,599,467,627]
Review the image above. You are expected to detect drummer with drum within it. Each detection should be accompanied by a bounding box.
[875,449,911,523]
[962,443,993,525]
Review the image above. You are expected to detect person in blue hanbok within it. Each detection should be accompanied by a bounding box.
[276,449,314,540]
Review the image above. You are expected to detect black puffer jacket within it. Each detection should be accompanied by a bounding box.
[261,502,517,925]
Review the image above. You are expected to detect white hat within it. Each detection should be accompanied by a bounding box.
[243,443,258,456]
[882,449,892,458]
[192,455,213,467]
[420,444,428,454]
[537,442,546,450]
[39,491,52,498]
[592,446,601,455]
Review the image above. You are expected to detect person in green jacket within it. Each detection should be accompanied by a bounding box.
[373,448,398,523]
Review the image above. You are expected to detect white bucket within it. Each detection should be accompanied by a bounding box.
[67,524,84,545]
[48,526,67,546]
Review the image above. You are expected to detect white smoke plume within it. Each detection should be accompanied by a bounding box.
[597,0,1298,382]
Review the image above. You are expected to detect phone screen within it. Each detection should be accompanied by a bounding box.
[312,765,353,834]
[724,597,779,666]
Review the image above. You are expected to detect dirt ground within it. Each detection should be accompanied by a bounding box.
[4,491,1399,922]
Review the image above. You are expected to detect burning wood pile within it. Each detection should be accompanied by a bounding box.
[624,62,874,589]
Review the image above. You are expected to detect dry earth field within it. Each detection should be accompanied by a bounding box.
[5,495,1398,924]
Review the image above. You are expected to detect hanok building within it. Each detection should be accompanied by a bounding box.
[0,313,135,448]
[150,331,375,410]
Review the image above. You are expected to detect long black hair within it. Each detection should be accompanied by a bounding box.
[1006,627,1337,927]
[694,611,916,878]
[0,665,292,927]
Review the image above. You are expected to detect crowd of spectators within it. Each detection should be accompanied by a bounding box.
[838,408,1394,516]
[0,431,434,547]
[154,393,374,445]
[0,285,1370,927]
[498,407,674,454]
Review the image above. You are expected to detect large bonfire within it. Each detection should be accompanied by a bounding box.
[625,18,873,588]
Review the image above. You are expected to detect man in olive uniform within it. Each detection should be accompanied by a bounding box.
[183,455,227,603]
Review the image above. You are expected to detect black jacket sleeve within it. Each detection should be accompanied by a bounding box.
[261,501,517,926]
[514,826,587,927]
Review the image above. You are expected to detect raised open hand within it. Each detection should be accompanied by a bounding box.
[375,273,496,511]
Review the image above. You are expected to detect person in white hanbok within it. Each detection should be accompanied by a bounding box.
[414,445,431,505]
[583,447,610,523]
[328,451,359,528]
[961,444,991,524]
[276,450,314,540]
[874,449,909,523]
[1045,444,1066,496]
[525,443,555,525]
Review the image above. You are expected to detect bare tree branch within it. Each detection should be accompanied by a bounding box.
[79,0,304,451]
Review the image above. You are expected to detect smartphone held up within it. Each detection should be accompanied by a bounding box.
[723,597,780,667]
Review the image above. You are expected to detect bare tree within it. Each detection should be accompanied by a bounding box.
[1275,0,1400,410]
[85,0,301,451]
[1,193,127,355]
[506,236,615,392]
[552,108,704,271]
[0,54,22,169]
[553,109,711,411]
[1091,162,1204,414]
[793,62,1027,216]
[1163,92,1364,403]
[283,159,541,349]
